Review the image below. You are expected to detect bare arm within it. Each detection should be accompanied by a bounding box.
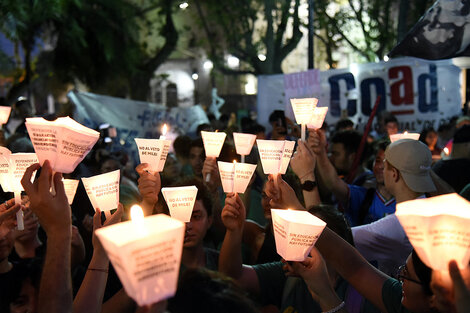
[308,129,349,205]
[316,227,389,312]
[219,193,260,295]
[22,161,73,313]
[136,163,161,216]
[290,139,321,208]
[73,205,124,313]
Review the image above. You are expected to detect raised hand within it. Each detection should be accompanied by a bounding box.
[21,160,71,237]
[265,174,304,210]
[0,198,21,229]
[92,204,124,259]
[202,157,220,191]
[308,129,327,157]
[221,193,246,232]
[136,163,161,214]
[291,139,316,179]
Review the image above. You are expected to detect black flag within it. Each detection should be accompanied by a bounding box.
[389,0,470,60]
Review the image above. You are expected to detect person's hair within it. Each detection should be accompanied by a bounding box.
[411,250,433,295]
[373,139,390,155]
[173,135,192,158]
[168,268,260,313]
[190,137,204,149]
[453,124,470,144]
[249,123,265,135]
[331,130,368,161]
[268,110,285,123]
[384,114,398,125]
[197,123,212,135]
[308,205,354,246]
[419,127,437,145]
[335,119,354,132]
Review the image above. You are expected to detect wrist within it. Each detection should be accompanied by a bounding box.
[299,171,315,183]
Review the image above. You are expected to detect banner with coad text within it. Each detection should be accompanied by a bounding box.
[257,57,462,133]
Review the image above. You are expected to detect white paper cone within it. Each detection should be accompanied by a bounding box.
[271,209,326,261]
[63,179,79,205]
[161,186,198,222]
[396,193,470,271]
[0,106,12,125]
[233,133,257,156]
[26,116,100,173]
[217,161,235,193]
[82,170,120,212]
[234,163,257,194]
[307,107,329,129]
[256,140,286,174]
[278,141,295,174]
[95,214,185,306]
[9,153,38,192]
[201,131,226,157]
[0,155,11,192]
[134,138,171,173]
[389,132,420,143]
[290,98,318,125]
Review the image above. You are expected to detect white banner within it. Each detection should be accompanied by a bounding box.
[258,57,462,133]
[69,91,209,162]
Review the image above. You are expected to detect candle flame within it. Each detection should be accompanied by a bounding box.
[444,147,449,155]
[404,131,408,135]
[215,129,219,133]
[130,204,145,223]
[161,124,168,136]
[233,160,237,164]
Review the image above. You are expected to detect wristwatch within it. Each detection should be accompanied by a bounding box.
[301,180,317,191]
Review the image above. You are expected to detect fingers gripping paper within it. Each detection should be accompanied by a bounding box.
[161,186,198,222]
[271,209,326,261]
[396,193,470,271]
[82,170,120,212]
[218,161,257,194]
[201,131,226,157]
[95,214,185,306]
[134,138,171,173]
[25,116,100,173]
[233,133,257,156]
[257,140,295,175]
[307,107,329,129]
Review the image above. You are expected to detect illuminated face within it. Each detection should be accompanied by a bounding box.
[183,200,212,249]
[386,122,398,136]
[189,147,204,177]
[425,131,437,149]
[9,279,38,313]
[373,149,385,184]
[330,143,352,175]
[400,255,432,313]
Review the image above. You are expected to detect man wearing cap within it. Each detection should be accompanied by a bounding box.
[433,124,470,193]
[352,138,437,276]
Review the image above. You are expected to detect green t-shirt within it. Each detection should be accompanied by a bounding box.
[254,262,380,313]
[382,278,413,313]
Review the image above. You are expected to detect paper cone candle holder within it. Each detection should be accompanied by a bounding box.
[0,148,11,191]
[307,107,329,129]
[95,211,185,306]
[233,133,257,156]
[0,153,38,193]
[63,179,79,205]
[290,98,318,141]
[0,106,12,125]
[161,186,198,222]
[271,209,326,261]
[134,138,171,173]
[25,116,100,173]
[389,132,420,143]
[218,161,257,194]
[396,193,470,271]
[256,139,295,175]
[82,170,120,212]
[201,131,226,158]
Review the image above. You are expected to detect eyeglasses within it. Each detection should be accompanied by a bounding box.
[397,265,424,285]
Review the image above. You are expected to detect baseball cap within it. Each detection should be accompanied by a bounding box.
[384,139,436,193]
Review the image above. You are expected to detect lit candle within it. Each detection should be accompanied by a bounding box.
[130,204,146,235]
[160,124,168,140]
[161,186,198,222]
[443,147,449,155]
[290,98,318,142]
[201,131,227,182]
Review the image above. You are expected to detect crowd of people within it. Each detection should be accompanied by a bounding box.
[0,99,469,313]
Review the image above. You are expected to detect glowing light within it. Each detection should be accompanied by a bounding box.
[179,2,188,9]
[227,55,239,68]
[203,60,213,70]
[258,54,266,61]
[191,73,199,80]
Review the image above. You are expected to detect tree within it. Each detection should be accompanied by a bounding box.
[193,0,303,75]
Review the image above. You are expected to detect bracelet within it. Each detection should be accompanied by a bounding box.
[87,268,109,273]
[322,301,345,313]
[299,170,314,181]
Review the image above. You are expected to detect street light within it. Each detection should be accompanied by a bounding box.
[258,54,266,61]
[227,55,240,68]
[179,2,189,9]
[203,60,213,70]
[192,73,199,80]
